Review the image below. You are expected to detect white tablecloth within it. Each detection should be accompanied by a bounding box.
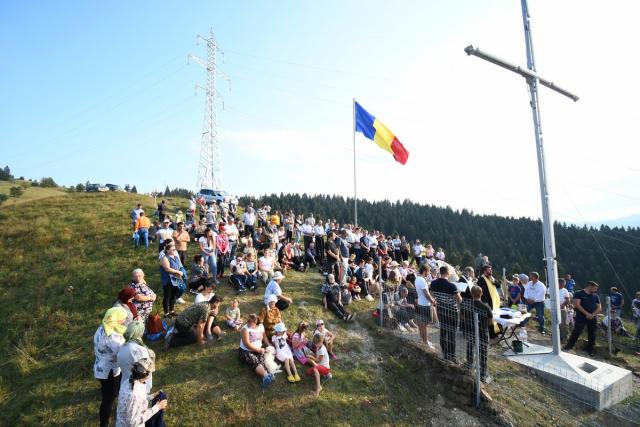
[493,310,531,327]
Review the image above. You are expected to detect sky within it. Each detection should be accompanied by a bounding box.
[1,0,639,225]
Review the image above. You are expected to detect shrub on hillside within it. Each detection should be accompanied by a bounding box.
[9,186,24,198]
[75,183,85,192]
[0,193,7,205]
[39,177,57,188]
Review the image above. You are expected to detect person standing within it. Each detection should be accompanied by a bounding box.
[325,231,341,279]
[609,287,624,317]
[314,221,326,266]
[133,211,151,250]
[156,219,174,252]
[243,206,256,237]
[94,307,127,427]
[430,266,462,362]
[415,265,436,350]
[564,281,602,357]
[157,200,166,222]
[172,222,191,266]
[476,265,502,337]
[558,278,571,342]
[524,272,547,335]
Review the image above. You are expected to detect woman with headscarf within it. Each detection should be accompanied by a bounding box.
[94,307,127,427]
[114,287,140,326]
[117,321,155,394]
[129,269,156,322]
[116,360,167,427]
[258,295,282,340]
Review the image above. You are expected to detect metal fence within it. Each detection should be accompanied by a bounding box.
[374,284,639,420]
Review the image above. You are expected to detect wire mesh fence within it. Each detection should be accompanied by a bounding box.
[372,282,639,420]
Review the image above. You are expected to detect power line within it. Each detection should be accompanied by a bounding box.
[224,48,422,87]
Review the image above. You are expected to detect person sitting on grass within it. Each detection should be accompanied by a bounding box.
[225,298,244,331]
[165,297,220,349]
[116,360,167,427]
[313,319,337,360]
[306,333,331,397]
[348,276,362,301]
[600,310,632,337]
[189,254,211,294]
[244,252,259,291]
[291,321,311,365]
[229,254,249,293]
[259,295,283,340]
[194,280,215,304]
[204,295,225,341]
[271,322,301,384]
[321,274,354,322]
[238,313,274,388]
[263,271,292,311]
[257,250,275,286]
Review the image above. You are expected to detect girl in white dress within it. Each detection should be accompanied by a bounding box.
[271,322,300,384]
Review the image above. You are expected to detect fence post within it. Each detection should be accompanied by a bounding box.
[474,312,481,409]
[607,296,612,356]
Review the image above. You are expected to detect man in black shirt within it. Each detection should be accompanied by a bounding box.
[430,266,462,362]
[563,281,601,357]
[325,231,341,279]
[462,285,494,383]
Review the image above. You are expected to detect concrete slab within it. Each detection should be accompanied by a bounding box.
[506,345,633,410]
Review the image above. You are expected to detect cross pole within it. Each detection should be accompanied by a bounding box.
[464,0,578,356]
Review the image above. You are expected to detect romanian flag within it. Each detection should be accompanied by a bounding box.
[354,101,409,165]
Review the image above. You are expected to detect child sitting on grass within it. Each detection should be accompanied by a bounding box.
[225,299,243,331]
[306,333,331,397]
[291,321,310,365]
[313,320,336,360]
[205,296,225,341]
[348,276,362,301]
[271,322,301,383]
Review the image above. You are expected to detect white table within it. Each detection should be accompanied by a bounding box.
[493,310,531,351]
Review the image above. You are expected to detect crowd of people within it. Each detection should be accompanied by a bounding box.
[92,199,635,425]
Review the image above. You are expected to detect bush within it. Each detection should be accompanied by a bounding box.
[75,183,85,192]
[0,194,7,205]
[9,186,24,198]
[39,177,57,188]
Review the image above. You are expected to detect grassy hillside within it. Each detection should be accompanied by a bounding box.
[0,180,68,206]
[0,191,638,426]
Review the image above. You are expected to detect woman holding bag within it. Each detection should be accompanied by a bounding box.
[159,243,184,318]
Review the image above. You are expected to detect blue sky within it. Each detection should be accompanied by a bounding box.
[1,1,639,224]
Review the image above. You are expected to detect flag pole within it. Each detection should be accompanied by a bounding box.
[353,98,358,227]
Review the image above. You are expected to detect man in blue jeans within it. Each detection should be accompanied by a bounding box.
[524,272,547,335]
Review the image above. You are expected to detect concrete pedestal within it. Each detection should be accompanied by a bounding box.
[505,343,632,410]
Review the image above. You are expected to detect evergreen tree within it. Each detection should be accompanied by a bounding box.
[124,184,131,192]
[0,166,13,181]
[131,186,138,193]
[75,183,85,192]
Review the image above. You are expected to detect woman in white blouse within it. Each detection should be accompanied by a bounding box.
[93,307,127,427]
[117,321,154,394]
[116,361,167,427]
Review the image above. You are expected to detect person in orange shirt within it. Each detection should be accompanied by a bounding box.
[172,222,191,265]
[134,212,151,250]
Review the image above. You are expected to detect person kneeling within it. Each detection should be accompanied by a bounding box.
[165,297,222,349]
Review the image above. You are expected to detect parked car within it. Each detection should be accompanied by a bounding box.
[197,188,236,204]
[86,183,109,193]
[105,184,124,192]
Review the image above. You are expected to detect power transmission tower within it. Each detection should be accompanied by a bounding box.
[188,29,229,191]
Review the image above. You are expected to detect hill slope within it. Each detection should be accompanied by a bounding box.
[1,191,638,426]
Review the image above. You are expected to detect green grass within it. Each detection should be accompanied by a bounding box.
[0,180,68,206]
[1,191,637,426]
